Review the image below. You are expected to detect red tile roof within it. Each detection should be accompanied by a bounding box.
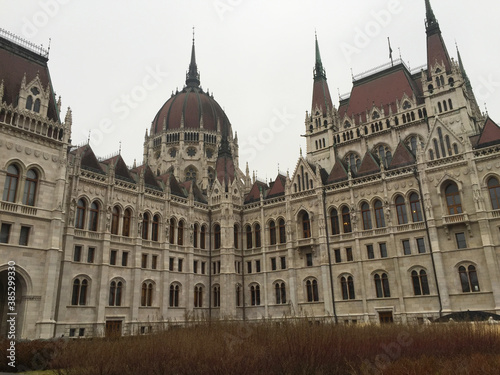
[340,65,421,125]
[427,33,452,74]
[476,117,500,148]
[326,159,348,184]
[267,174,286,198]
[389,142,416,169]
[312,78,333,116]
[216,155,235,187]
[244,181,268,204]
[357,152,380,176]
[0,36,59,122]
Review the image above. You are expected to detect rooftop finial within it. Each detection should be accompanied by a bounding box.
[186,28,200,87]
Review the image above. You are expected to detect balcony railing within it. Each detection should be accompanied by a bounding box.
[443,213,469,224]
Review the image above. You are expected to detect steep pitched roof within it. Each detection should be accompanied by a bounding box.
[72,145,104,174]
[267,174,286,198]
[101,154,135,183]
[357,152,380,176]
[475,117,500,148]
[0,35,59,122]
[244,181,268,204]
[340,65,421,125]
[389,142,416,169]
[326,158,348,184]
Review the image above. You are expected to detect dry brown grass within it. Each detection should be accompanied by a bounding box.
[2,321,500,374]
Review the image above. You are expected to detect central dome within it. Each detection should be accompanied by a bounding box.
[151,86,232,135]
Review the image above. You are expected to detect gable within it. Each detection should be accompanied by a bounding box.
[476,117,500,148]
[326,159,348,184]
[357,152,380,176]
[389,142,416,169]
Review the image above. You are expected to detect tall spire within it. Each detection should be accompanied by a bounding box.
[424,0,451,75]
[186,27,200,87]
[313,32,326,80]
[425,0,438,34]
[311,33,333,116]
[457,46,471,91]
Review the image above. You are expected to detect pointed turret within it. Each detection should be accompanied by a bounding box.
[457,46,482,123]
[185,33,200,87]
[424,0,452,76]
[311,34,333,116]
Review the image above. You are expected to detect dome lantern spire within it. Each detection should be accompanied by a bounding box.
[186,27,200,87]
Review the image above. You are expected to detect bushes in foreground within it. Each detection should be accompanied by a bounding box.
[2,321,500,374]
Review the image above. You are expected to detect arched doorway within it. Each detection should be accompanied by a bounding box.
[0,269,28,339]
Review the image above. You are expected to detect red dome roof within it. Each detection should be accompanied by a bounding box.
[151,86,231,135]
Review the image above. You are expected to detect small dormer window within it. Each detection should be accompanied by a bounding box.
[344,121,351,129]
[372,112,380,120]
[31,87,40,95]
[435,68,441,74]
[402,101,411,110]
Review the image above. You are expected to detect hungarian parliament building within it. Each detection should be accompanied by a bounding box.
[1,1,500,339]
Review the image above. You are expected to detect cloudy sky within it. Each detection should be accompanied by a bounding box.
[2,0,499,181]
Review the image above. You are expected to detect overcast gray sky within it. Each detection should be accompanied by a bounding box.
[2,0,499,181]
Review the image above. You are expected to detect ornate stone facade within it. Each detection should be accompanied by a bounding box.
[1,2,500,339]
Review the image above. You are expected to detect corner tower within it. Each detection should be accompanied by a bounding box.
[305,34,338,170]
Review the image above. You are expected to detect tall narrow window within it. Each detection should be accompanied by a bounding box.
[3,165,20,202]
[361,203,372,230]
[269,221,277,245]
[374,200,385,228]
[111,207,120,235]
[22,169,38,206]
[200,225,206,249]
[445,183,462,215]
[122,208,131,237]
[109,281,123,306]
[213,286,220,307]
[75,199,86,229]
[395,196,408,224]
[19,226,30,246]
[178,221,184,245]
[34,98,41,113]
[169,219,176,244]
[26,95,33,110]
[236,285,241,307]
[214,224,221,249]
[375,273,390,298]
[255,224,261,247]
[342,207,352,233]
[88,202,99,231]
[279,219,286,243]
[330,209,340,235]
[142,213,150,240]
[194,224,199,248]
[302,212,311,238]
[246,225,252,249]
[488,177,500,210]
[306,279,319,302]
[233,224,238,249]
[152,215,159,242]
[410,193,423,222]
